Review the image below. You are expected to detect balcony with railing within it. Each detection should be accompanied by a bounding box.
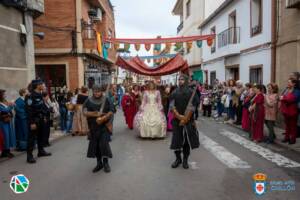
[82,27,97,51]
[286,0,300,8]
[218,27,240,48]
[177,21,183,33]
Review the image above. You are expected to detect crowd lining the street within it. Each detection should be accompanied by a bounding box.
[0,72,300,161]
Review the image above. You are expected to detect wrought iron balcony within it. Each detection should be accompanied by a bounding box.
[177,21,183,33]
[286,0,300,8]
[218,27,240,48]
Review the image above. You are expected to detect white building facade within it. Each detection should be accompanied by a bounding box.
[200,0,272,86]
[172,0,205,82]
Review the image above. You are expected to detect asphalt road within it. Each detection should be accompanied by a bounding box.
[0,111,300,200]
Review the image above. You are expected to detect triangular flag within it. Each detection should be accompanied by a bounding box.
[124,43,130,51]
[154,43,161,51]
[144,44,151,51]
[196,40,203,48]
[96,32,102,55]
[114,43,120,50]
[174,42,183,51]
[104,42,110,49]
[207,38,214,47]
[186,41,193,52]
[165,43,172,52]
[134,44,141,51]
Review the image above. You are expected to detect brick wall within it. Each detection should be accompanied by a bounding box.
[34,0,76,49]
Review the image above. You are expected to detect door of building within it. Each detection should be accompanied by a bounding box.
[35,65,67,96]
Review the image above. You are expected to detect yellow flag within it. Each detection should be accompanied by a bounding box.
[96,32,102,55]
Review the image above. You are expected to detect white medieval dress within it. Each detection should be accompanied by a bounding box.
[134,90,167,138]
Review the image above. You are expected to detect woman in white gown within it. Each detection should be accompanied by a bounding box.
[134,82,167,138]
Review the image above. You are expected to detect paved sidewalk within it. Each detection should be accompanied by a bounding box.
[0,129,67,163]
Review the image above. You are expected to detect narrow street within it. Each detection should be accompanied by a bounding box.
[1,111,300,200]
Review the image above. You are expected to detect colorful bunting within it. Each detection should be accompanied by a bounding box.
[165,43,172,52]
[196,40,203,48]
[186,41,193,52]
[124,43,130,51]
[104,42,110,49]
[207,38,214,47]
[114,42,120,50]
[144,44,151,51]
[134,44,141,51]
[174,42,183,51]
[154,43,162,51]
[96,32,102,55]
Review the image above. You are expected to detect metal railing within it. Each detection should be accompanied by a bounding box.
[82,27,96,39]
[218,27,240,48]
[177,21,183,33]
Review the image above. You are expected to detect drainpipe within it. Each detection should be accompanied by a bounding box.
[271,0,277,82]
[76,0,84,87]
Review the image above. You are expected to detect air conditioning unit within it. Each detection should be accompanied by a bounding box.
[93,8,103,21]
[88,8,98,18]
[286,0,300,8]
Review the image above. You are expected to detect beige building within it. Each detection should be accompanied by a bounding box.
[0,1,44,100]
[276,0,300,89]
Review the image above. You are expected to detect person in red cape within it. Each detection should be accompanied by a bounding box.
[121,87,138,129]
[249,84,265,143]
[280,79,300,145]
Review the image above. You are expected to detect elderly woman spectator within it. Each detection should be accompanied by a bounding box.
[264,83,279,144]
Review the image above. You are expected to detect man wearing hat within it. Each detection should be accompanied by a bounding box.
[25,79,51,163]
[169,74,200,169]
[83,85,114,173]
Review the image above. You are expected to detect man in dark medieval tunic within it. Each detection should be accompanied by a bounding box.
[83,85,113,173]
[169,74,200,169]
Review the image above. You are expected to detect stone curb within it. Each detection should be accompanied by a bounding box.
[226,123,300,153]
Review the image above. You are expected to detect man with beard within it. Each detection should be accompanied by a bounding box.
[169,74,200,169]
[83,85,113,173]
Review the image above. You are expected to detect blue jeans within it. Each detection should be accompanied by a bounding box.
[217,102,224,117]
[59,106,67,131]
[66,111,74,133]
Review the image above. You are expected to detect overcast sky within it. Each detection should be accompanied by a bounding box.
[110,0,225,57]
